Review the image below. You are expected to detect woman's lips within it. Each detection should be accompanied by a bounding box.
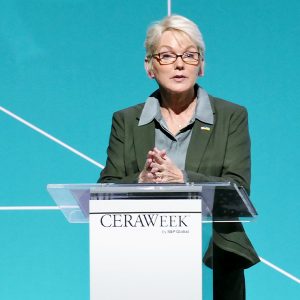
[171,75,187,82]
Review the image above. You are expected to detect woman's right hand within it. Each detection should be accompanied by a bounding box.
[138,148,166,183]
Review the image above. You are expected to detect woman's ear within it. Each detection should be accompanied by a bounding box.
[198,60,205,77]
[144,59,155,79]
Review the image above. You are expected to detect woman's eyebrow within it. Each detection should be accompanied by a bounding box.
[157,45,197,52]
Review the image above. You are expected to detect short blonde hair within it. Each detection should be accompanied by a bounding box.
[145,15,205,62]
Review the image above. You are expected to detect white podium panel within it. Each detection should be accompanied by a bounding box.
[90,199,202,300]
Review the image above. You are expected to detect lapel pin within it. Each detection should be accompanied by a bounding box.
[201,126,211,131]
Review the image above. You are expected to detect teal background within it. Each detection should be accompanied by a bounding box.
[1,0,299,299]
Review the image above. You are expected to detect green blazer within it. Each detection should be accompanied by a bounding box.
[99,90,260,269]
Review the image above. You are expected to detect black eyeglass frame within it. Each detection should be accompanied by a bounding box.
[151,51,202,65]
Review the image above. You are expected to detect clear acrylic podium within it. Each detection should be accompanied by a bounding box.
[47,182,257,300]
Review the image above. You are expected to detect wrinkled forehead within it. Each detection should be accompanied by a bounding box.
[156,29,197,52]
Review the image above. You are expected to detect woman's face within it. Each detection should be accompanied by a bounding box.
[146,30,204,95]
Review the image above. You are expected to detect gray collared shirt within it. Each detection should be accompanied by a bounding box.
[138,86,214,170]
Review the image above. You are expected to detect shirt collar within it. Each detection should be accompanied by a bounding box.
[138,85,214,126]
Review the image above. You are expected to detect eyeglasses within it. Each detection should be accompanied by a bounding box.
[152,51,201,65]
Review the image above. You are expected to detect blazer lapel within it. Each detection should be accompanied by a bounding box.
[133,120,155,171]
[185,120,214,172]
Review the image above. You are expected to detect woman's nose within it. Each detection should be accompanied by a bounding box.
[174,56,185,69]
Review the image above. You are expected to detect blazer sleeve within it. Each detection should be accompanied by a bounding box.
[98,111,140,183]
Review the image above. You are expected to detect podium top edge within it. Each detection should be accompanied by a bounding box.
[47,182,232,192]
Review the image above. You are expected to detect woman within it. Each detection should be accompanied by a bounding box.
[99,15,259,300]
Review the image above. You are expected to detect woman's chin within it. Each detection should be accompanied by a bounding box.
[164,83,194,95]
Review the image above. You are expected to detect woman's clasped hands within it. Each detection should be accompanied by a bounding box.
[138,147,184,183]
